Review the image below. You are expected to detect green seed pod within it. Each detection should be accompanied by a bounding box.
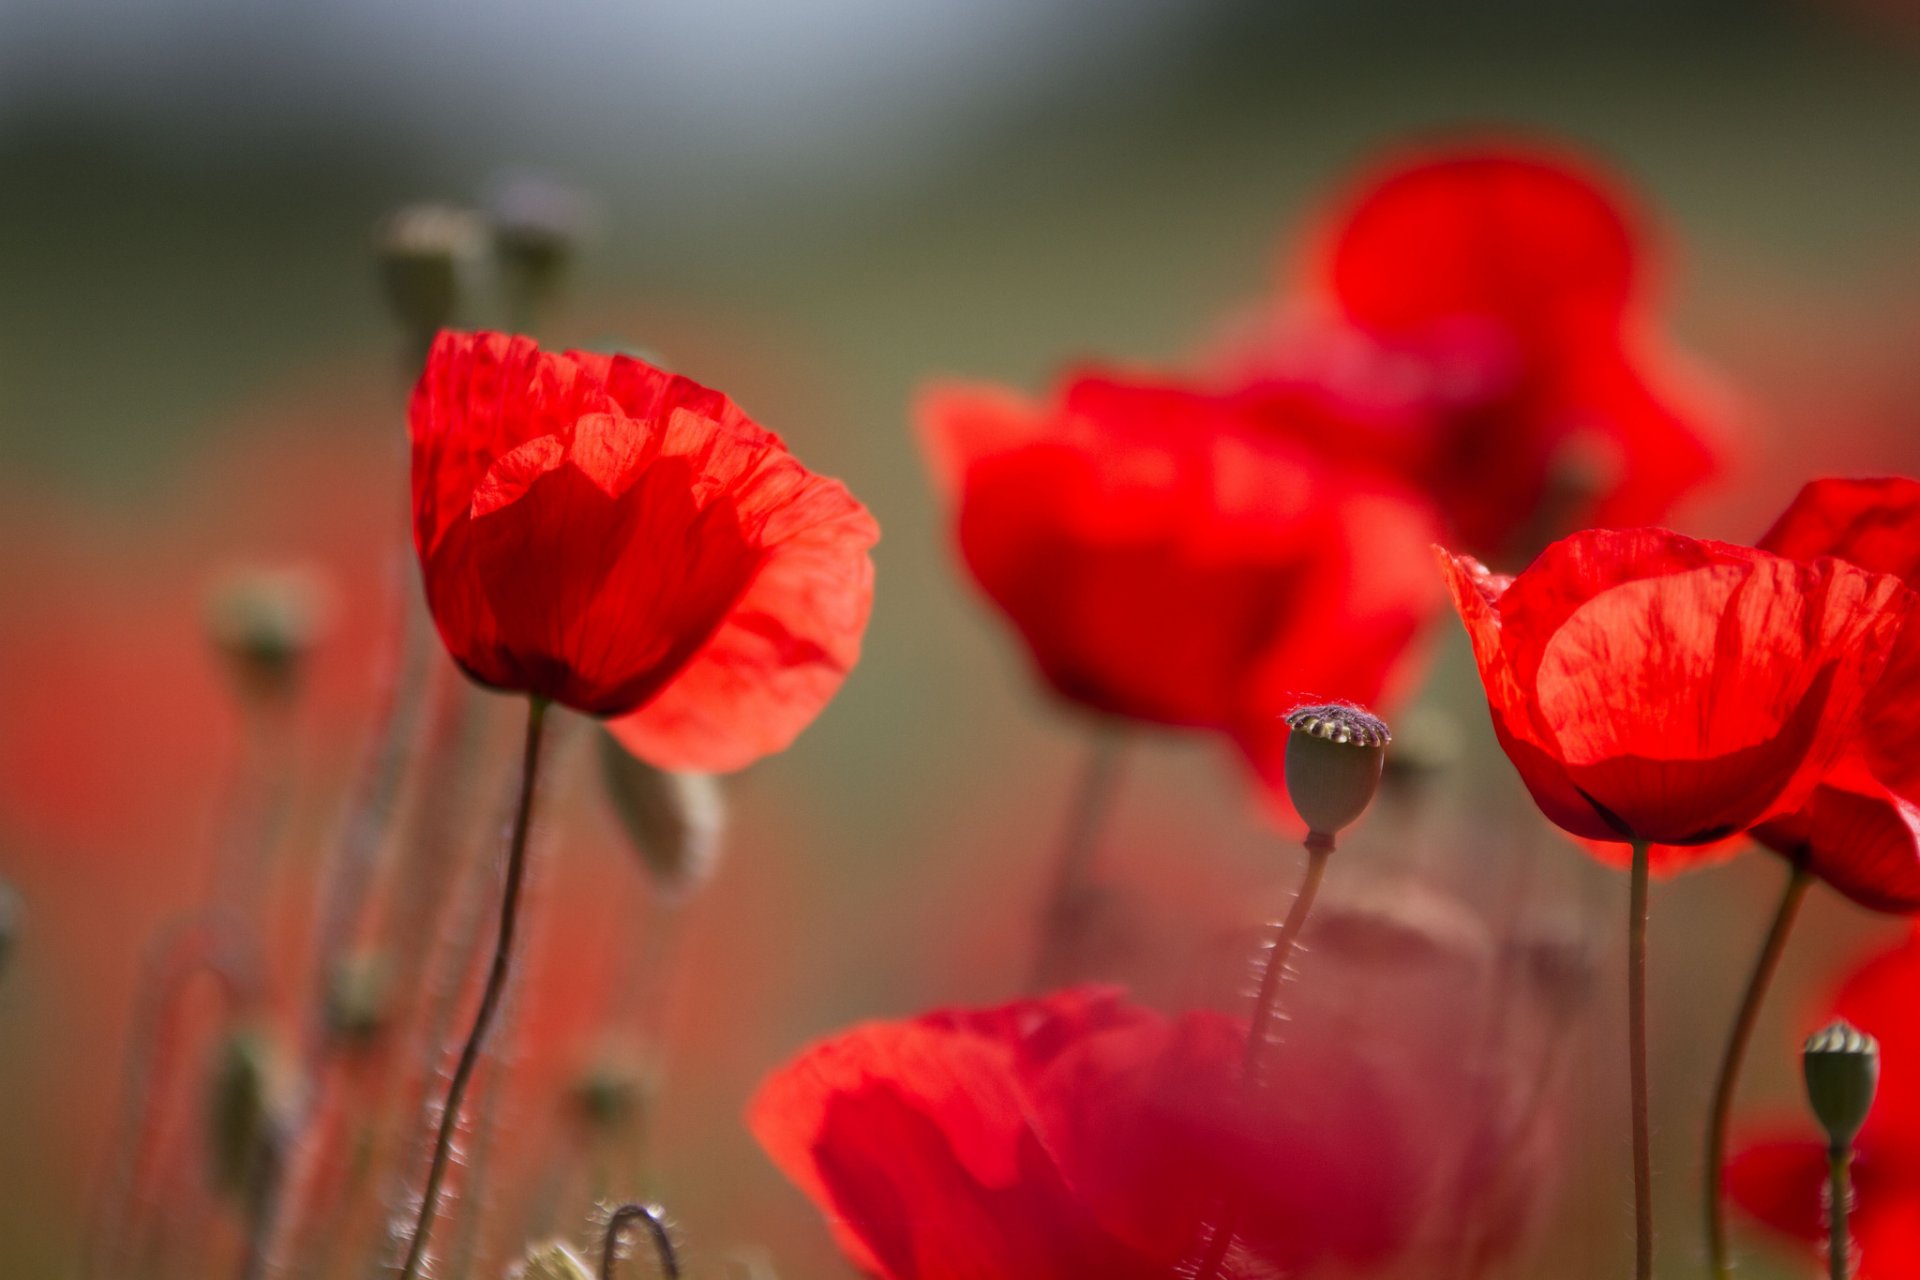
[513,1241,595,1280]
[1283,704,1390,840]
[598,730,725,901]
[324,950,391,1050]
[570,1057,646,1133]
[205,1026,287,1201]
[1804,1020,1880,1148]
[0,878,20,980]
[205,567,329,706]
[375,203,482,339]
[487,175,594,327]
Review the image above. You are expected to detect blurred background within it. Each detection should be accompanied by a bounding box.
[5,0,1920,1277]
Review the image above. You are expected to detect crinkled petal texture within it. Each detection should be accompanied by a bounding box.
[410,332,876,767]
[748,988,1421,1280]
[1441,528,1911,851]
[1729,936,1920,1278]
[916,373,1440,769]
[1287,142,1725,556]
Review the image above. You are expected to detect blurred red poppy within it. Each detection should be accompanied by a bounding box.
[748,986,1437,1280]
[410,331,877,768]
[1441,528,1911,851]
[1230,142,1726,557]
[916,372,1440,787]
[1727,932,1920,1278]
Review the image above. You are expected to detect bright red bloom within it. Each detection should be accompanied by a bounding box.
[916,372,1440,786]
[411,331,877,769]
[1234,142,1725,557]
[1441,528,1911,851]
[749,986,1447,1280]
[1728,933,1920,1278]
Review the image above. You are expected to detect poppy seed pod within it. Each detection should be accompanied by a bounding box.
[375,203,483,339]
[204,1026,288,1202]
[487,174,594,325]
[1804,1020,1880,1149]
[205,567,329,706]
[1284,704,1390,840]
[324,950,391,1050]
[598,730,725,900]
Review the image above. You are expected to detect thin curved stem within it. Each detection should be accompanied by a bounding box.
[1027,729,1128,991]
[1829,1144,1854,1280]
[1706,861,1811,1280]
[1629,838,1654,1280]
[396,695,550,1280]
[600,1202,680,1280]
[1189,835,1335,1280]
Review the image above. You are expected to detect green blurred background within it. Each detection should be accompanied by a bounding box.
[5,0,1920,1276]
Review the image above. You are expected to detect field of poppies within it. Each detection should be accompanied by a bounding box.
[6,5,1920,1280]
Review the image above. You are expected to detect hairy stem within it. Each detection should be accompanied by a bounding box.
[1629,838,1654,1280]
[600,1202,680,1280]
[1829,1144,1853,1280]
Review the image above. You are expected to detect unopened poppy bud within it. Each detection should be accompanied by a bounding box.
[205,1026,289,1201]
[1283,704,1390,841]
[375,203,482,339]
[1804,1020,1879,1148]
[206,568,329,705]
[324,951,391,1049]
[570,1058,645,1133]
[598,731,725,900]
[512,1241,595,1280]
[487,173,594,326]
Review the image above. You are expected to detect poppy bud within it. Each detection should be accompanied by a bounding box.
[205,568,329,706]
[376,203,483,341]
[1804,1020,1879,1149]
[598,731,725,900]
[570,1056,646,1133]
[205,1026,290,1201]
[0,877,19,980]
[487,174,594,327]
[1283,704,1390,841]
[324,950,391,1050]
[512,1241,595,1280]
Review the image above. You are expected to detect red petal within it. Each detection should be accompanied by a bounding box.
[1725,1135,1828,1243]
[1755,764,1920,913]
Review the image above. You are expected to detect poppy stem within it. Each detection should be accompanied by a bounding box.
[1705,860,1811,1280]
[1028,728,1129,990]
[396,694,551,1280]
[600,1202,680,1280]
[1828,1142,1854,1280]
[1188,834,1334,1280]
[1628,838,1654,1280]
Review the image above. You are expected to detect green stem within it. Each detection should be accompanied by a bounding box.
[1027,729,1128,991]
[1829,1144,1853,1280]
[1706,862,1811,1280]
[1629,838,1654,1280]
[396,696,549,1280]
[1189,835,1335,1280]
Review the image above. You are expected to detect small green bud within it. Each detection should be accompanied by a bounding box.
[1804,1020,1879,1148]
[512,1241,595,1280]
[598,731,724,900]
[205,1026,289,1201]
[1283,704,1390,841]
[324,950,391,1050]
[375,202,483,338]
[206,567,329,705]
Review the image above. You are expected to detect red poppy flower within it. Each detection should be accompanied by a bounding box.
[749,986,1445,1280]
[1231,142,1726,557]
[916,371,1440,785]
[410,331,877,769]
[1727,932,1920,1278]
[1440,527,1911,851]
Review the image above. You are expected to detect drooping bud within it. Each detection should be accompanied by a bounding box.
[512,1240,595,1280]
[1804,1020,1880,1148]
[324,950,392,1050]
[598,730,725,900]
[205,567,329,707]
[205,1025,289,1201]
[375,203,483,343]
[1283,704,1390,842]
[486,173,594,329]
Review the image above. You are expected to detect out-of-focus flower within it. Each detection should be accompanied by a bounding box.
[916,371,1440,790]
[749,964,1560,1280]
[1440,528,1911,853]
[1746,478,1920,910]
[1227,142,1727,558]
[1728,933,1920,1279]
[410,331,878,769]
[376,204,485,339]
